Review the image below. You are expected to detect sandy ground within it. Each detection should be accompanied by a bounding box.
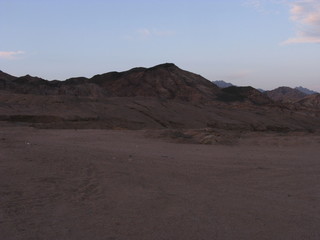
[1,126,320,240]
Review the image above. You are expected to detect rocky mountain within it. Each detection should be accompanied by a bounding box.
[0,70,16,81]
[257,88,265,93]
[295,86,319,95]
[265,87,307,103]
[0,64,221,102]
[296,94,320,109]
[1,64,320,132]
[213,80,234,88]
[0,63,272,104]
[90,63,221,101]
[219,86,273,105]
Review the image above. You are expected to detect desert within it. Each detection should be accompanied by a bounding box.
[1,126,320,240]
[1,63,320,239]
[3,1,320,238]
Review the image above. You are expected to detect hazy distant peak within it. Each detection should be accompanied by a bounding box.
[213,80,234,88]
[295,86,319,95]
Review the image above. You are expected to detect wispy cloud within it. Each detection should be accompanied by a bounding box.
[125,28,175,40]
[283,0,320,44]
[0,51,25,59]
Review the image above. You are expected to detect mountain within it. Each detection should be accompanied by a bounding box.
[0,63,270,104]
[0,70,17,81]
[90,63,221,101]
[295,86,319,95]
[257,88,265,93]
[1,64,320,132]
[219,86,273,105]
[213,80,234,88]
[296,94,320,109]
[0,63,221,102]
[265,87,307,103]
[0,70,17,88]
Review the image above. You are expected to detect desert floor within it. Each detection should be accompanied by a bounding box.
[1,125,320,240]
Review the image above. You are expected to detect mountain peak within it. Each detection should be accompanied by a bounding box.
[147,63,179,71]
[214,80,234,88]
[0,70,17,81]
[266,86,307,103]
[89,63,220,101]
[295,86,319,95]
[153,63,177,68]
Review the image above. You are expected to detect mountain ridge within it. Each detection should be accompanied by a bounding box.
[1,64,267,104]
[1,63,320,131]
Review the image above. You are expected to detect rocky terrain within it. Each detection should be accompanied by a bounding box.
[1,64,320,240]
[265,86,308,103]
[213,80,234,88]
[1,63,320,132]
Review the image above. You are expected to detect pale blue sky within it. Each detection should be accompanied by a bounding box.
[1,0,320,91]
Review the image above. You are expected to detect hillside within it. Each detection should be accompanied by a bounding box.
[1,64,320,132]
[213,80,234,88]
[295,86,319,95]
[0,64,221,102]
[296,94,320,109]
[265,87,307,103]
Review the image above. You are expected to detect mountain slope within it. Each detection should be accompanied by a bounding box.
[296,94,320,109]
[0,63,221,102]
[1,64,320,131]
[0,70,17,81]
[213,80,234,88]
[295,86,319,95]
[265,87,307,103]
[219,86,273,105]
[91,63,221,101]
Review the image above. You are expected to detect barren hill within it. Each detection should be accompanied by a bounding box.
[265,86,307,103]
[219,86,272,105]
[295,86,319,95]
[296,94,320,109]
[0,64,221,102]
[1,64,320,132]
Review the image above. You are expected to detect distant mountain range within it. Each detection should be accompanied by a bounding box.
[295,86,319,95]
[213,80,234,88]
[213,80,318,96]
[1,64,320,131]
[265,87,307,103]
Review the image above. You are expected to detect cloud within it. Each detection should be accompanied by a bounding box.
[0,51,25,59]
[283,0,320,44]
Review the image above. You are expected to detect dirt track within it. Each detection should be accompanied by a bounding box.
[1,126,320,240]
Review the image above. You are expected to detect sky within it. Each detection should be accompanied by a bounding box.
[1,0,320,91]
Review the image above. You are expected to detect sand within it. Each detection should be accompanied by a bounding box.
[1,126,320,240]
